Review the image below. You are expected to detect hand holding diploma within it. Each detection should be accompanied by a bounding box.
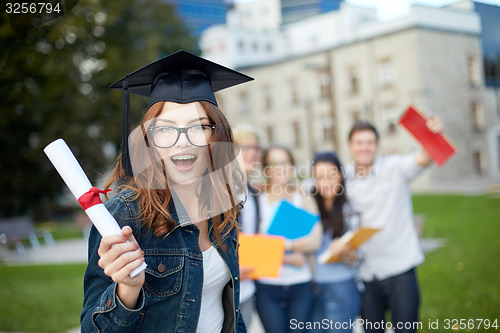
[43,139,147,280]
[97,226,145,309]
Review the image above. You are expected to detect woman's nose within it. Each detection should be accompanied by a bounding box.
[175,131,191,147]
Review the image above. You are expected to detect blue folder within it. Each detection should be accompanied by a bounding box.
[267,200,320,240]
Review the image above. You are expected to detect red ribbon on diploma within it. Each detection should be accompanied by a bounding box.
[77,187,112,210]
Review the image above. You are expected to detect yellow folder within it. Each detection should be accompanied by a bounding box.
[238,233,285,279]
[318,227,381,264]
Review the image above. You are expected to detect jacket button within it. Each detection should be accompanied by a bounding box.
[235,276,239,282]
[158,263,166,273]
[106,298,111,308]
[222,244,228,252]
[236,308,240,314]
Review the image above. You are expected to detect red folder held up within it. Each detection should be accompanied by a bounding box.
[399,106,456,167]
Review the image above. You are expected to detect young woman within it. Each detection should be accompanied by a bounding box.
[80,51,252,333]
[255,145,322,333]
[311,152,360,333]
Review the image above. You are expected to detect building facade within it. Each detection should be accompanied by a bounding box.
[205,1,500,191]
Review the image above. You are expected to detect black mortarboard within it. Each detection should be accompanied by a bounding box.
[109,50,254,176]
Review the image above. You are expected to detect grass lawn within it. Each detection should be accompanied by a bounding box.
[0,194,498,332]
[0,263,86,332]
[415,194,500,330]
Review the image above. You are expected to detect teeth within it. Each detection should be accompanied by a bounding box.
[171,154,196,161]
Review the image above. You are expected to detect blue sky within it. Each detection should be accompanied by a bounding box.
[345,0,500,21]
[235,0,500,21]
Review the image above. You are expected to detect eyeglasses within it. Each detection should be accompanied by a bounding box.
[239,144,262,152]
[148,124,215,148]
[267,160,292,167]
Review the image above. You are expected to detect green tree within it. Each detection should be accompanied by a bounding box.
[0,0,197,219]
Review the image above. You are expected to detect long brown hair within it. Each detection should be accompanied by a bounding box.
[312,152,347,239]
[105,101,240,247]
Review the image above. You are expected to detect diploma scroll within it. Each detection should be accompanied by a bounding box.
[44,138,147,278]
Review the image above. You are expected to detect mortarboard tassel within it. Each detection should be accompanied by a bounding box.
[121,79,133,177]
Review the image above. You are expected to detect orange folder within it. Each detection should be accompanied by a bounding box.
[238,233,285,279]
[399,105,456,166]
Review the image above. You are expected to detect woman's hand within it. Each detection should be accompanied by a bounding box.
[284,251,306,268]
[97,226,145,308]
[329,238,352,259]
[240,266,255,281]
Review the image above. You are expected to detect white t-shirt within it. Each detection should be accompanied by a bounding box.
[196,246,231,333]
[257,192,313,286]
[345,154,426,282]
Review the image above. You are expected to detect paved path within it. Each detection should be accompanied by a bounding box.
[0,238,88,266]
[0,237,445,266]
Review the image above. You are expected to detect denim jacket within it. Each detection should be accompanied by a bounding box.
[81,189,246,333]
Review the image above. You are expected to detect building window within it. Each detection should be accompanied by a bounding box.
[291,120,301,147]
[382,104,398,134]
[351,109,360,123]
[379,58,396,87]
[239,91,250,114]
[289,79,300,106]
[263,85,273,113]
[387,121,397,134]
[266,125,274,143]
[348,67,359,95]
[319,73,330,100]
[471,101,484,131]
[322,116,332,142]
[483,55,500,87]
[468,55,479,86]
[473,150,486,174]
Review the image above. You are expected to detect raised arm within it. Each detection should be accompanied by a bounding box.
[414,115,444,167]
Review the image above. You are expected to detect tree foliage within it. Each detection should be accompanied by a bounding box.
[0,0,197,219]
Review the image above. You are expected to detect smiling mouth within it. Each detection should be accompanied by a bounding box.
[171,154,198,171]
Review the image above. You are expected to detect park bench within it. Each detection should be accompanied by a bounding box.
[0,216,55,255]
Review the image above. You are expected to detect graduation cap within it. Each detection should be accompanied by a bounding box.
[109,50,254,177]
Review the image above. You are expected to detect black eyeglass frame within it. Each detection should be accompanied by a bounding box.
[148,124,216,148]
